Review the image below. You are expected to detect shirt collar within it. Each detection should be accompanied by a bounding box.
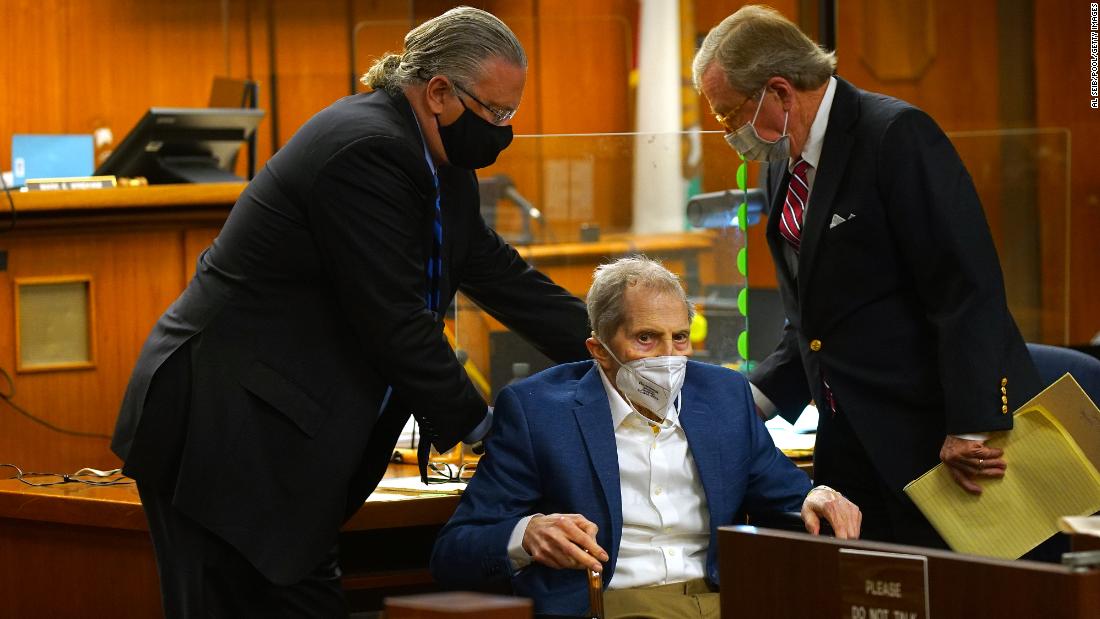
[791,76,837,171]
[595,363,680,430]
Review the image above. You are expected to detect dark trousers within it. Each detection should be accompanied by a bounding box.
[813,408,948,550]
[139,484,347,618]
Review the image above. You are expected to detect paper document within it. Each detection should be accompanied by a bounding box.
[765,405,819,458]
[1059,515,1100,537]
[905,375,1100,559]
[374,475,466,496]
[1030,374,1100,470]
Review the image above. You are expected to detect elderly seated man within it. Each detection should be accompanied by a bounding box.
[431,257,860,618]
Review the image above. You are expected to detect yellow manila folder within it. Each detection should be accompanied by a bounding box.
[904,374,1100,559]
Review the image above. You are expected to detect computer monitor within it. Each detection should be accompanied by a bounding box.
[95,107,264,184]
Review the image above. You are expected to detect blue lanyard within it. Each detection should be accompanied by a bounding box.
[412,113,442,317]
[426,173,442,316]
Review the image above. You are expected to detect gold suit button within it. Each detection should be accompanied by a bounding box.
[1001,377,1008,387]
[1002,405,1009,414]
[1002,395,1009,404]
[809,339,822,352]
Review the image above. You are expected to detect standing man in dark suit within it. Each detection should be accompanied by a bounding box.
[693,5,1041,548]
[111,7,589,616]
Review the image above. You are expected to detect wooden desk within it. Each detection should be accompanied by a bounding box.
[0,464,459,618]
[10,182,245,215]
[720,526,1100,618]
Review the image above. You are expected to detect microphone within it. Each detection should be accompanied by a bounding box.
[503,184,541,221]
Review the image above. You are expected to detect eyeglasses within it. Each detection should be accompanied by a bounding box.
[1,463,133,487]
[424,461,477,484]
[714,92,757,132]
[452,82,517,126]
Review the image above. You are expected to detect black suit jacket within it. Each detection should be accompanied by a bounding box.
[749,77,1040,494]
[111,89,590,584]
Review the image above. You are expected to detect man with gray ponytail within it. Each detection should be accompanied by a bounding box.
[112,6,589,615]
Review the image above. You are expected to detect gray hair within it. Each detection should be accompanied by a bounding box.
[692,4,836,95]
[587,256,695,343]
[361,6,526,95]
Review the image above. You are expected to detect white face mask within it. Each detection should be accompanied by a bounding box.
[724,88,790,162]
[598,340,687,419]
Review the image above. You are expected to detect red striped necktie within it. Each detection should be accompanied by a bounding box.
[779,158,812,251]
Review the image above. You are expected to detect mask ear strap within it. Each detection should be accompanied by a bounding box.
[750,87,768,124]
[597,339,646,415]
[597,339,627,369]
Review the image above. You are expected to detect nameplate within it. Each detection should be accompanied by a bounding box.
[25,176,117,191]
[838,548,928,619]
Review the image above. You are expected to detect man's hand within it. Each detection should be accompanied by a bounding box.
[801,485,861,539]
[522,513,608,572]
[940,435,1005,495]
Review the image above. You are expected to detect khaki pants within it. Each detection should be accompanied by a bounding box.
[603,578,720,619]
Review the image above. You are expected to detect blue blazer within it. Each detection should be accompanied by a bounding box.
[431,360,811,616]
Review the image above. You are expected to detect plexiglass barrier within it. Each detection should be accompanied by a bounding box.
[948,128,1070,346]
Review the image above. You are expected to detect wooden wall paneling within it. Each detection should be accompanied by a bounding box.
[85,0,266,175]
[1035,0,1100,345]
[533,0,634,135]
[350,0,417,95]
[532,1,633,239]
[0,229,186,472]
[1,0,68,171]
[0,249,16,453]
[267,0,355,151]
[224,0,276,176]
[836,0,1001,132]
[0,0,266,177]
[857,2,937,82]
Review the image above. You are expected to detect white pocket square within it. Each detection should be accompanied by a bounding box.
[829,213,856,229]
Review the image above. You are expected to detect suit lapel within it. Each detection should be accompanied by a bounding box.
[677,369,725,519]
[796,78,859,302]
[572,366,623,558]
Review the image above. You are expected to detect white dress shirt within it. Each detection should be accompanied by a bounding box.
[507,364,710,589]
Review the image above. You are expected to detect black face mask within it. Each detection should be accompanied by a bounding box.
[436,99,513,170]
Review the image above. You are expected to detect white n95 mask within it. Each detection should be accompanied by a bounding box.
[599,341,687,419]
[725,89,790,162]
